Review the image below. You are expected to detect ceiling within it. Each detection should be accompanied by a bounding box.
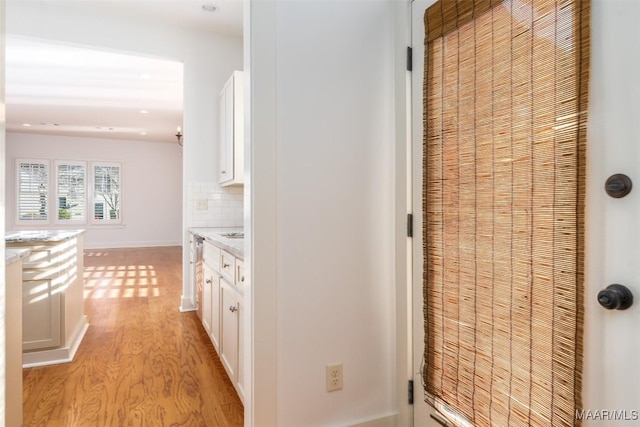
[5,1,243,144]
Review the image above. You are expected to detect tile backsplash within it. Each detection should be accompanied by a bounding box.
[188,182,243,228]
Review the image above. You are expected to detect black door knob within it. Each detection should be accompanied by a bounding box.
[605,174,632,198]
[597,284,633,310]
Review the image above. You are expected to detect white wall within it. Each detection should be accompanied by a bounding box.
[6,132,182,249]
[5,1,243,307]
[249,1,397,425]
[0,0,6,420]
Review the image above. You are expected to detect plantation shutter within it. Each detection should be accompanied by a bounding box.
[56,161,86,222]
[17,160,49,222]
[422,1,589,426]
[92,163,121,222]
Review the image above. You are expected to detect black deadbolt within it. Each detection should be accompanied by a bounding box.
[605,174,632,198]
[597,284,633,310]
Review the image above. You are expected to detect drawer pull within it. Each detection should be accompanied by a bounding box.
[229,306,238,313]
[205,279,212,284]
[240,276,245,283]
[223,263,230,268]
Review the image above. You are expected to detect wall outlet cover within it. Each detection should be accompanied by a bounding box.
[326,363,343,392]
[195,199,208,210]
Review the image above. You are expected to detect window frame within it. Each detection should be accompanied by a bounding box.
[15,158,124,227]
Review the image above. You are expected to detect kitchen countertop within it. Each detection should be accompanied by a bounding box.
[5,229,86,244]
[189,227,244,259]
[5,248,32,265]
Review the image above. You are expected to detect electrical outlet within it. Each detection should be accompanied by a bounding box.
[326,363,343,392]
[195,199,208,210]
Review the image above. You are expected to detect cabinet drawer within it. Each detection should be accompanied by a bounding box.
[204,241,220,270]
[22,241,75,269]
[235,259,245,288]
[220,250,235,283]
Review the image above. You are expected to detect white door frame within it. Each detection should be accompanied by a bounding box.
[393,1,414,426]
[408,1,441,426]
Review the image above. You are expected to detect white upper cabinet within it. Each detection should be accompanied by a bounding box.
[219,70,244,186]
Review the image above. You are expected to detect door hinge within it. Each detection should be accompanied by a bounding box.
[407,46,413,71]
[408,379,414,404]
[407,213,413,238]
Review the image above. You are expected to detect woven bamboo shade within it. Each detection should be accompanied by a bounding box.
[422,1,589,426]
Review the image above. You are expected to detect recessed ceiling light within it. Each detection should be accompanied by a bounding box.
[201,3,218,12]
[140,110,149,114]
[139,73,151,79]
[22,123,31,127]
[140,132,147,135]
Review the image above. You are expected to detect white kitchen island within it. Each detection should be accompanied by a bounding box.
[5,229,88,367]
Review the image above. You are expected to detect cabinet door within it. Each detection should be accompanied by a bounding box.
[202,264,213,334]
[234,260,245,401]
[23,279,61,350]
[219,77,234,183]
[220,280,239,380]
[237,287,245,402]
[210,274,221,352]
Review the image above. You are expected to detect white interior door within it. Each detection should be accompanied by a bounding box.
[582,0,640,423]
[411,0,640,425]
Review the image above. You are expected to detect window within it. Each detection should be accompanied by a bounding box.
[17,159,49,222]
[92,163,121,223]
[16,158,122,226]
[55,161,86,223]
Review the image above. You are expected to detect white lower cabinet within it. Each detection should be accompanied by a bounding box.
[202,264,212,334]
[221,279,239,381]
[236,259,245,400]
[203,261,221,352]
[22,279,61,350]
[210,274,221,351]
[201,238,244,403]
[20,238,80,352]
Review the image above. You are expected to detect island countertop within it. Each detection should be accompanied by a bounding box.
[5,248,32,265]
[5,229,86,244]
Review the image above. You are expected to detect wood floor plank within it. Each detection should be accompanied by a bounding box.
[23,246,243,427]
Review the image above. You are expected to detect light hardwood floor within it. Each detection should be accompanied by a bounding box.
[23,246,244,427]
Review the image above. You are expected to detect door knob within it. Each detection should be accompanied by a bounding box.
[597,284,633,310]
[605,174,632,198]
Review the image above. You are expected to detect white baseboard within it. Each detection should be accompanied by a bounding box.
[347,412,399,427]
[23,316,89,368]
[180,296,197,312]
[83,241,182,250]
